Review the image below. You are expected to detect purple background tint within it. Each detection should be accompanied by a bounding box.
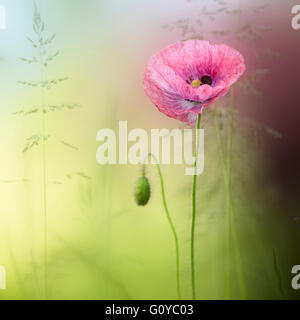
[226,1,300,201]
[256,3,300,198]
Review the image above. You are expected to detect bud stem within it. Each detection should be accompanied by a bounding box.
[142,153,182,300]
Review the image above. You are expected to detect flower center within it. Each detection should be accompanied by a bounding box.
[191,79,202,88]
[201,75,212,85]
[189,75,212,88]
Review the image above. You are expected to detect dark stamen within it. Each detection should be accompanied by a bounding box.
[201,75,212,86]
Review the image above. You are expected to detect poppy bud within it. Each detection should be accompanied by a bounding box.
[135,176,151,206]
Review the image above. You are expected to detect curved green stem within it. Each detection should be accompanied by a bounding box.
[191,114,202,300]
[143,153,181,300]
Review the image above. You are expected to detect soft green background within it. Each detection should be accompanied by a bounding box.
[0,0,299,300]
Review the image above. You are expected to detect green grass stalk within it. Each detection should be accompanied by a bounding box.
[215,89,247,299]
[143,153,181,300]
[191,114,201,300]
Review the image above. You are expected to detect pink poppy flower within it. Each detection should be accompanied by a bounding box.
[143,40,245,126]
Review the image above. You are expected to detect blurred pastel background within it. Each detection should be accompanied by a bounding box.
[0,0,299,299]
